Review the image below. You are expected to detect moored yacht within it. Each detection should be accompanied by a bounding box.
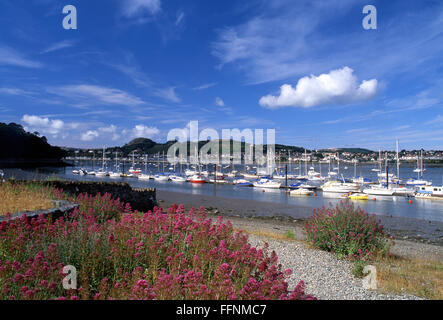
[253,177,281,189]
[170,175,186,182]
[189,175,206,184]
[321,180,360,193]
[406,178,432,186]
[415,186,443,200]
[362,184,394,196]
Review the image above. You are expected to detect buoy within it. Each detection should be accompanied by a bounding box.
[408,200,413,204]
[314,193,317,197]
[372,198,376,201]
[262,189,265,193]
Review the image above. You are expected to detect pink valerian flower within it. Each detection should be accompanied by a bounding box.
[0,191,314,300]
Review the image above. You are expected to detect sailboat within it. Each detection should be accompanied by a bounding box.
[109,152,123,178]
[128,151,142,175]
[253,176,281,189]
[407,150,432,186]
[389,140,414,195]
[363,152,394,196]
[95,147,108,177]
[371,150,382,172]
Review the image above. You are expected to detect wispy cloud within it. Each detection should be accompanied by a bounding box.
[193,82,217,90]
[0,87,35,97]
[154,87,181,103]
[121,0,161,18]
[0,45,42,68]
[47,84,146,107]
[212,1,443,84]
[108,63,152,87]
[175,10,185,26]
[41,40,76,54]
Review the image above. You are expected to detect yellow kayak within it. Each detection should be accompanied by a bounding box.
[346,193,369,200]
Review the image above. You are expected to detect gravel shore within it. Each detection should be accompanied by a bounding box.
[247,234,419,300]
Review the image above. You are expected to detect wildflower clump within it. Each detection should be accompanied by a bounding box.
[303,201,392,261]
[0,192,315,300]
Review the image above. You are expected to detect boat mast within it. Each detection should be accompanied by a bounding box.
[385,152,389,189]
[396,140,400,180]
[102,146,105,171]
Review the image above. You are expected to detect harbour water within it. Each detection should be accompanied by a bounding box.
[3,161,443,223]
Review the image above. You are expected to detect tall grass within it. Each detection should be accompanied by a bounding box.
[0,181,55,216]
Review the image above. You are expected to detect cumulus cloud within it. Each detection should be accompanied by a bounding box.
[123,0,161,17]
[132,124,160,138]
[81,130,99,141]
[21,114,64,136]
[259,67,378,109]
[98,125,120,141]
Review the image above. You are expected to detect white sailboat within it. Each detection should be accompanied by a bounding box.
[95,147,108,177]
[321,180,360,193]
[253,177,281,189]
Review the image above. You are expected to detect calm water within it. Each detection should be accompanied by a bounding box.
[3,161,443,222]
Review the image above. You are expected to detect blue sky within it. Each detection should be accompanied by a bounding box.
[0,0,442,150]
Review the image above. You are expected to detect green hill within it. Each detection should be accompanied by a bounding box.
[0,122,67,167]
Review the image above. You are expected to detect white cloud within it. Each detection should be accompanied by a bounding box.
[98,125,120,141]
[259,67,378,109]
[81,130,100,141]
[21,115,64,136]
[175,10,185,26]
[0,87,34,96]
[154,87,180,103]
[122,0,161,17]
[426,115,443,125]
[0,46,42,68]
[41,40,76,54]
[48,84,145,106]
[193,82,217,90]
[132,124,160,138]
[215,97,225,107]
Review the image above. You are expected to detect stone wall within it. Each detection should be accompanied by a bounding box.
[0,200,78,222]
[16,180,157,213]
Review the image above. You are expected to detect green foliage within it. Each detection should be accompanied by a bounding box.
[304,201,392,261]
